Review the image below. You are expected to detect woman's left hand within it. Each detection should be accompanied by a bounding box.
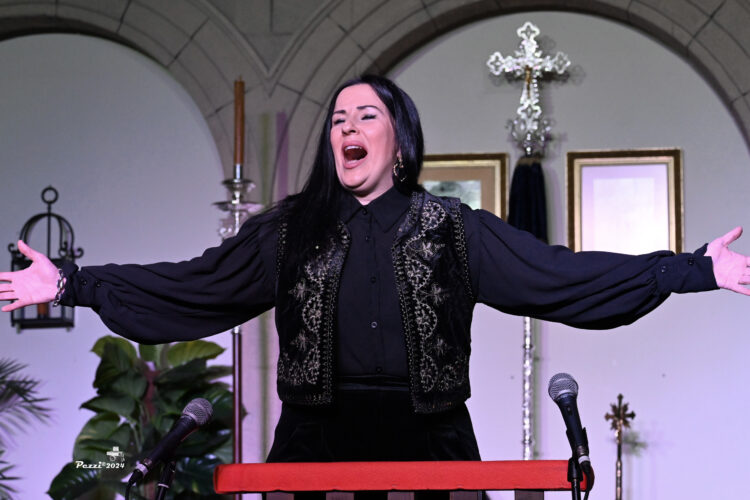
[706,226,750,295]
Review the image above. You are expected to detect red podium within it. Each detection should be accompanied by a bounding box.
[214,460,587,499]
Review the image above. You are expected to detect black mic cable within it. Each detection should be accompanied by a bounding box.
[155,460,176,500]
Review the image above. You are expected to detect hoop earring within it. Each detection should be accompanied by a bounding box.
[392,156,407,183]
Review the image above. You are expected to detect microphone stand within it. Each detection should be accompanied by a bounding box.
[567,457,582,500]
[154,460,176,500]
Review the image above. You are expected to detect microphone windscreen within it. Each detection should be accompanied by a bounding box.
[548,372,579,402]
[183,398,213,426]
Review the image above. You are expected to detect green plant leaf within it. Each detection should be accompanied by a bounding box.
[78,480,129,500]
[137,344,158,362]
[91,336,137,361]
[155,387,190,407]
[0,449,19,499]
[203,365,234,380]
[108,480,148,500]
[175,428,231,458]
[48,462,102,500]
[110,372,148,400]
[198,385,234,424]
[157,343,172,370]
[73,439,129,465]
[155,358,207,386]
[52,335,240,500]
[109,423,133,447]
[81,396,135,418]
[93,344,135,390]
[0,358,52,449]
[75,414,120,443]
[166,340,225,367]
[73,414,132,463]
[174,456,226,496]
[212,434,233,465]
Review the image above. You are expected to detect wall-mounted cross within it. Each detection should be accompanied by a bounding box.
[487,22,570,156]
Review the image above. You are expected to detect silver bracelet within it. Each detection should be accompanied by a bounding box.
[52,268,65,307]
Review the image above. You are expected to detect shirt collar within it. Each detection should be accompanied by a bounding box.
[340,187,412,231]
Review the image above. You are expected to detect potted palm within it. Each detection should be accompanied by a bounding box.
[0,358,52,499]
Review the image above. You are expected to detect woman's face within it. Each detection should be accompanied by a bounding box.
[330,84,399,204]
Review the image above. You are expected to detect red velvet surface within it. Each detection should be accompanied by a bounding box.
[214,460,587,493]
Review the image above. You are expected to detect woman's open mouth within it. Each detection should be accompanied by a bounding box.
[343,145,367,167]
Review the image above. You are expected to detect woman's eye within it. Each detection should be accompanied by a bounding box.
[362,114,376,120]
[332,118,344,125]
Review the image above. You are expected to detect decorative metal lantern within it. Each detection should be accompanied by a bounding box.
[8,186,83,330]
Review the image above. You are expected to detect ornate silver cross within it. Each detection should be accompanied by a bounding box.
[487,22,570,156]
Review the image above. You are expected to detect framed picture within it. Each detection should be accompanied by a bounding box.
[567,148,683,254]
[420,153,509,218]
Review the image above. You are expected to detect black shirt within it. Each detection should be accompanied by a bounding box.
[337,188,411,379]
[61,187,718,380]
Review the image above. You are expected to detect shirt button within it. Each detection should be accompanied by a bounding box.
[364,235,370,242]
[375,366,383,374]
[95,281,102,288]
[688,257,695,265]
[81,279,88,285]
[361,208,368,215]
[370,321,378,329]
[660,265,667,273]
[370,276,376,283]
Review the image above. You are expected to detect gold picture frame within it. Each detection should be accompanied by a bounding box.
[420,153,509,218]
[567,148,684,253]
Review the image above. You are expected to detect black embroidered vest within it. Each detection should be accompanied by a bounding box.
[275,191,475,413]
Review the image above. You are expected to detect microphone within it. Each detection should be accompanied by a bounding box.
[127,398,213,486]
[548,373,594,489]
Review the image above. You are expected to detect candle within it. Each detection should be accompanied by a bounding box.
[37,302,50,318]
[234,78,245,177]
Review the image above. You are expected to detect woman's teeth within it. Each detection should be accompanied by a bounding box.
[344,145,367,161]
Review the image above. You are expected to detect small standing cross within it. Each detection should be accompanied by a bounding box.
[605,394,636,500]
[486,22,570,155]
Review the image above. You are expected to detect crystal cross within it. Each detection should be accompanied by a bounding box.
[487,22,570,156]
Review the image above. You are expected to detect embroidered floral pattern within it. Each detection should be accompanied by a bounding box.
[400,200,468,394]
[419,282,446,306]
[277,244,335,386]
[277,192,472,412]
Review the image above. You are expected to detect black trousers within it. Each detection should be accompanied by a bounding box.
[266,387,481,500]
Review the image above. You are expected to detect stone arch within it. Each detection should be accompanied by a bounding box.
[1,1,748,199]
[279,0,750,195]
[0,0,269,188]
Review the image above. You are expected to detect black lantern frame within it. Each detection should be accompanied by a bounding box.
[8,186,83,330]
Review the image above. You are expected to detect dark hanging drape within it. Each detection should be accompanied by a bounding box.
[507,155,548,243]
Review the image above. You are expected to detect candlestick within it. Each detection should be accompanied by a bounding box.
[234,78,245,175]
[213,165,262,478]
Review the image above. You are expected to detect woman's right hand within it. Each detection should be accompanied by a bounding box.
[0,240,61,312]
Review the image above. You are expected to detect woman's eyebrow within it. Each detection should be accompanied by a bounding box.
[333,104,383,114]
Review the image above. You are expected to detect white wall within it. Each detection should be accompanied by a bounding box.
[391,11,750,500]
[0,34,230,498]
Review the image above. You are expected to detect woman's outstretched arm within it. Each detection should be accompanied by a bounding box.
[0,240,59,311]
[464,207,748,329]
[705,226,750,295]
[1,210,279,343]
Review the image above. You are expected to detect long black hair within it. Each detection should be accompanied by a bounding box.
[279,75,424,263]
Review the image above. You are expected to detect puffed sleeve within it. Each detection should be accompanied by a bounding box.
[463,207,718,329]
[58,210,278,344]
